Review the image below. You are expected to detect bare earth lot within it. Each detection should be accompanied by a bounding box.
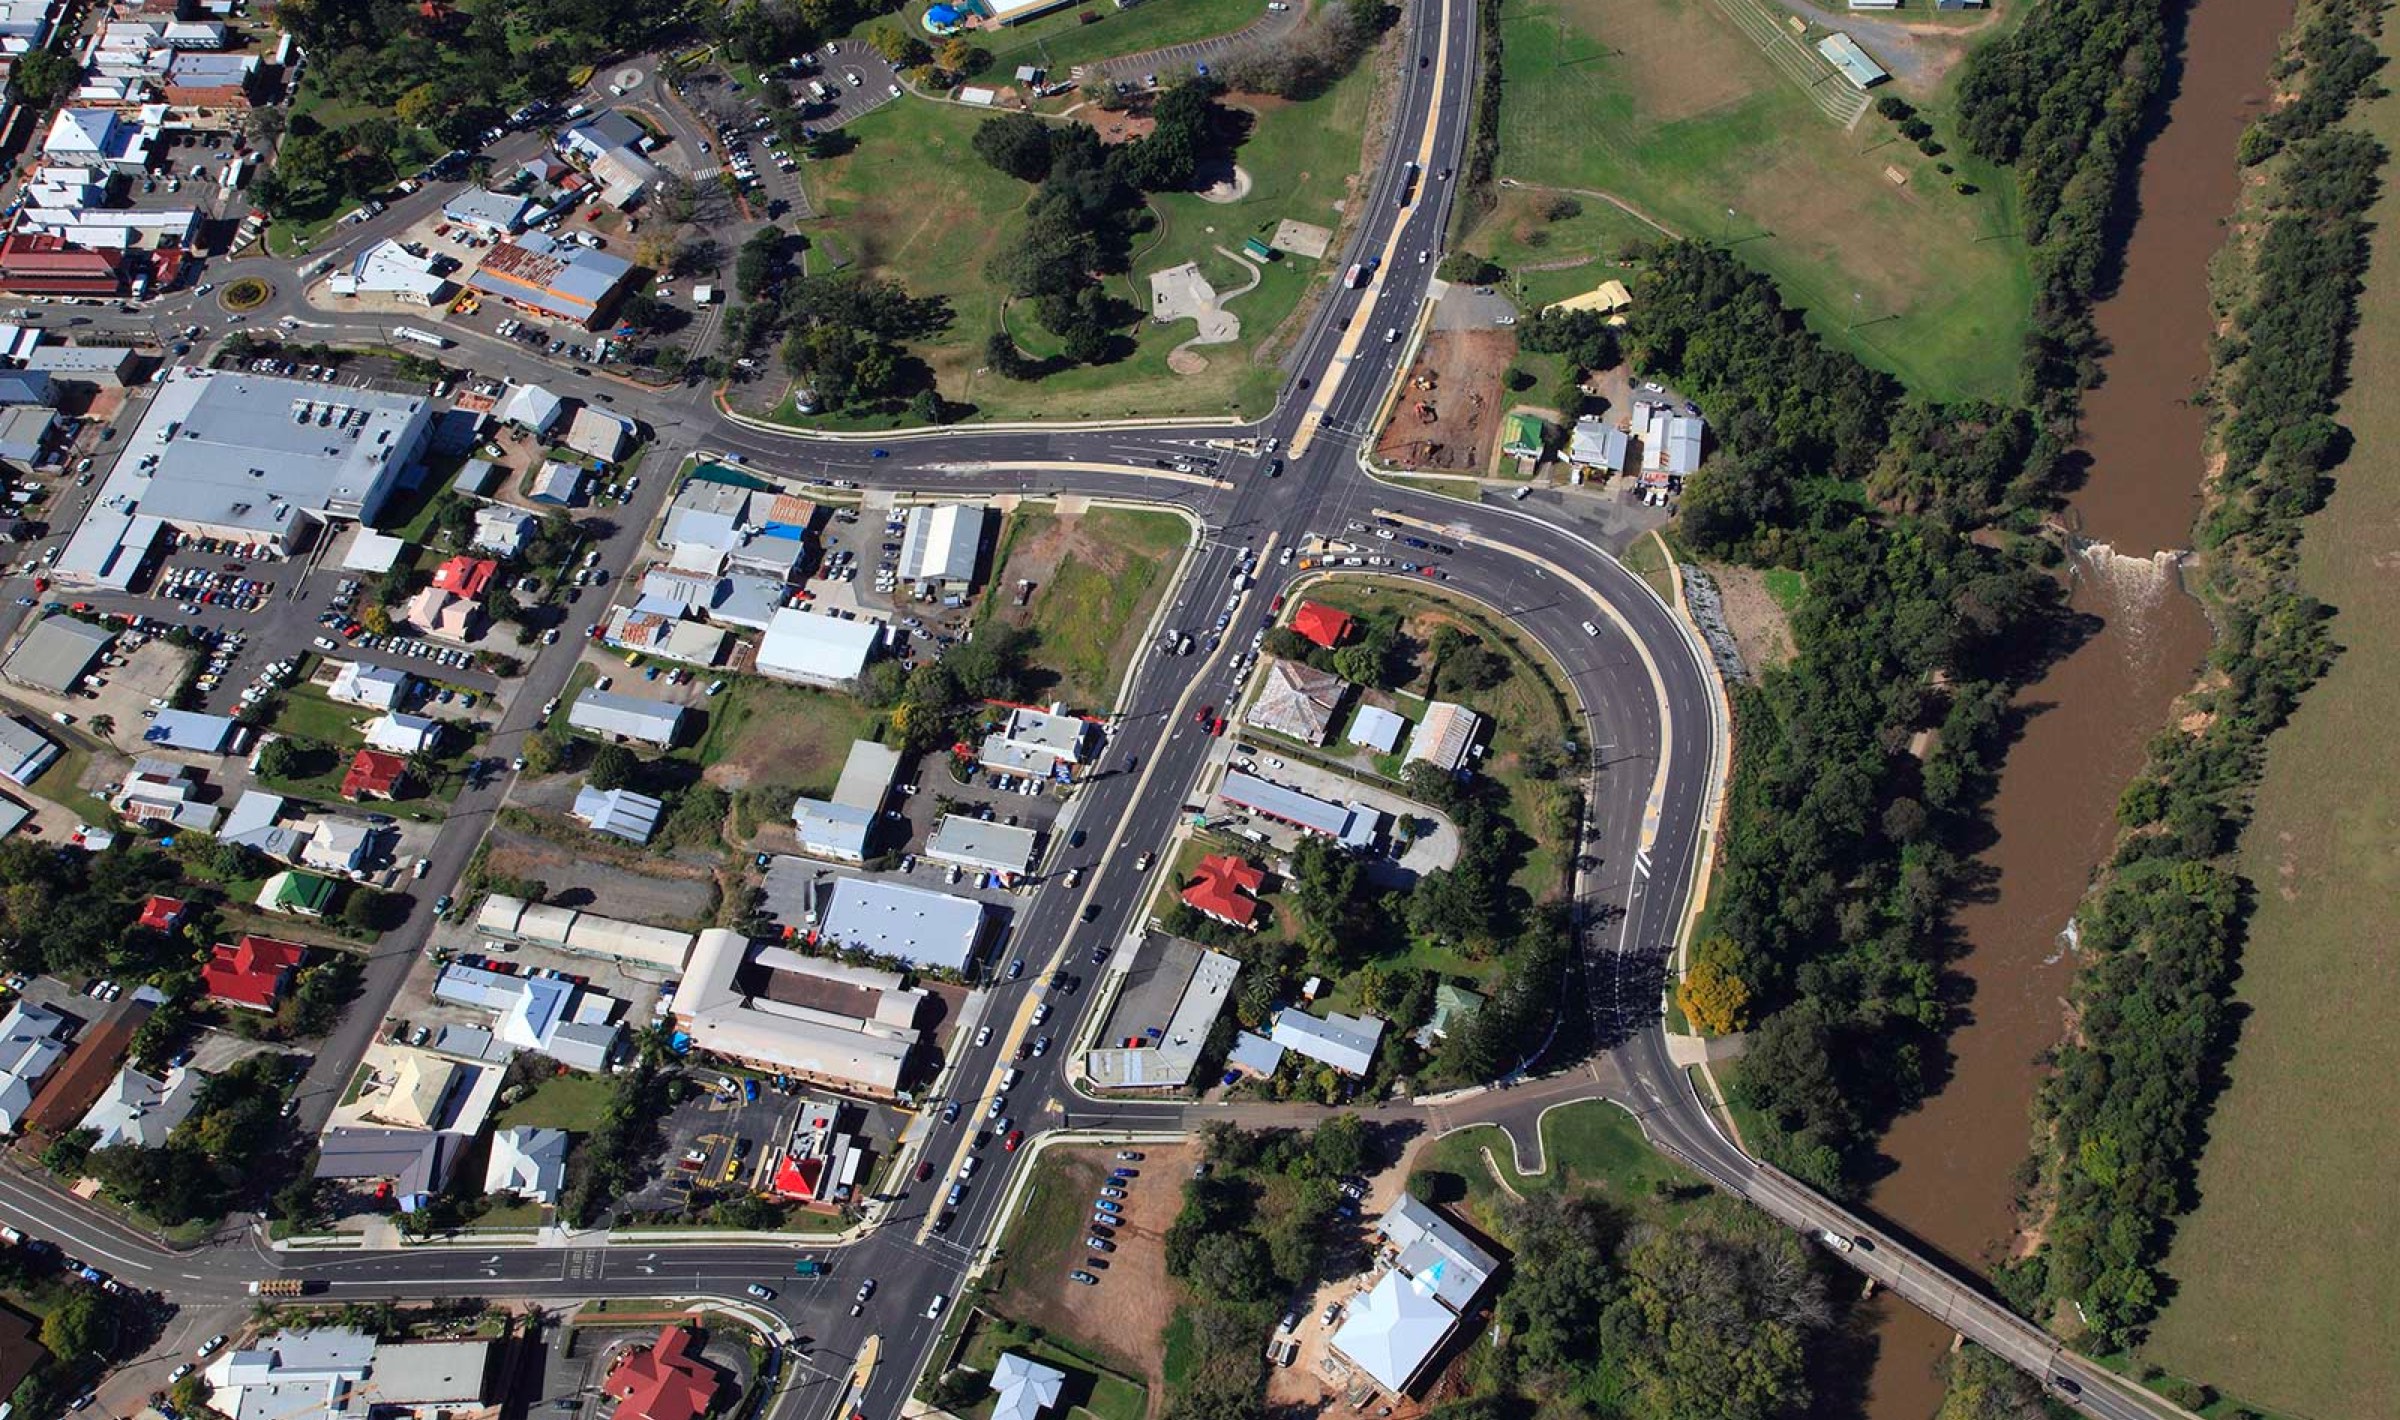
[482,823,720,928]
[1374,329,1515,472]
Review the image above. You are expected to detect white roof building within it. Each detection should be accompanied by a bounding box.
[483,1126,569,1202]
[364,711,441,755]
[1329,1195,1503,1395]
[573,783,663,843]
[340,528,408,573]
[1347,704,1407,755]
[898,503,989,587]
[669,929,926,1098]
[990,1354,1066,1420]
[79,1065,203,1149]
[568,688,686,747]
[0,1002,70,1132]
[817,878,991,974]
[471,505,536,557]
[923,815,1041,877]
[328,239,451,305]
[1269,1008,1385,1076]
[441,186,533,236]
[1403,702,1483,774]
[221,789,306,859]
[327,660,412,710]
[755,607,881,687]
[0,716,60,786]
[977,705,1090,781]
[790,739,902,862]
[497,384,565,436]
[299,817,380,876]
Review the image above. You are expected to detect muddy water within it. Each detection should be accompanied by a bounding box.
[1857,0,2291,1414]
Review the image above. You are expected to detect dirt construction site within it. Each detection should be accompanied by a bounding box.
[1373,328,1516,472]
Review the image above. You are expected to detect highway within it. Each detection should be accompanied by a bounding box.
[0,1,2179,1416]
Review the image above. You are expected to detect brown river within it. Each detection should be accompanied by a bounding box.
[1857,0,2292,1413]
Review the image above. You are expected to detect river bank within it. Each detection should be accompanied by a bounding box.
[1855,0,2293,1414]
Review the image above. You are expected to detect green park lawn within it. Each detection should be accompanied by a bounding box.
[791,57,1373,424]
[1472,0,2031,401]
[495,1071,618,1131]
[1410,1098,1706,1239]
[979,505,1190,709]
[892,0,1273,79]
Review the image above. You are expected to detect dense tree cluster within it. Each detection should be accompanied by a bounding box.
[0,839,185,979]
[703,0,897,71]
[1954,0,2169,411]
[561,1059,672,1227]
[76,1053,304,1226]
[1213,0,1389,100]
[2240,0,2387,164]
[2000,0,2386,1349]
[776,272,955,410]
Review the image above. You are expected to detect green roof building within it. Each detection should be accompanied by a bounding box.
[272,871,338,918]
[1502,412,1548,459]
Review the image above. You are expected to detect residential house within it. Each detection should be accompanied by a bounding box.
[327,660,413,711]
[1180,854,1267,930]
[339,748,411,801]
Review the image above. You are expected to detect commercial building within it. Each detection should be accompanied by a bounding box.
[1502,411,1547,459]
[564,406,634,464]
[141,707,242,753]
[1180,853,1266,930]
[56,367,434,585]
[221,789,306,859]
[474,894,696,972]
[2,613,112,693]
[671,929,927,1098]
[1246,658,1346,744]
[1084,935,1241,1090]
[41,108,155,173]
[1218,771,1383,850]
[327,239,450,305]
[341,527,408,573]
[568,687,687,747]
[1329,1196,1501,1396]
[604,1326,721,1420]
[815,877,992,974]
[0,717,58,786]
[204,1328,494,1420]
[1404,701,1483,774]
[363,711,442,756]
[897,502,989,590]
[0,232,129,298]
[602,604,731,665]
[769,1095,875,1210]
[977,705,1090,783]
[312,1129,462,1213]
[924,815,1041,879]
[573,783,664,843]
[755,606,881,687]
[441,186,533,237]
[484,1126,569,1203]
[201,934,305,1010]
[1270,1007,1385,1076]
[0,1003,70,1133]
[464,232,635,328]
[0,404,56,464]
[433,959,625,1072]
[790,739,901,862]
[1568,418,1630,475]
[115,757,219,830]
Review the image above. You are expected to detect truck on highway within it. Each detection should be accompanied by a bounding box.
[1344,260,1374,290]
[793,1257,826,1277]
[391,326,453,351]
[249,1279,318,1296]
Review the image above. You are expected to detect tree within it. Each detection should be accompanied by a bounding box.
[1331,642,1384,687]
[254,736,305,781]
[1498,1193,1616,1376]
[10,49,81,108]
[521,729,567,776]
[87,714,114,740]
[1678,946,1752,1035]
[1184,1230,1275,1301]
[40,1286,113,1366]
[972,112,1058,182]
[1436,251,1501,285]
[587,744,637,791]
[1308,1114,1371,1177]
[342,887,396,934]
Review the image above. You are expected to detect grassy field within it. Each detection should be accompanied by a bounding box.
[495,1071,617,1132]
[1474,0,2030,401]
[691,675,888,796]
[2135,28,2400,1419]
[1467,185,1666,311]
[957,1323,1148,1420]
[271,684,371,748]
[981,505,1189,709]
[1410,1099,1703,1238]
[892,0,1270,79]
[792,58,1373,424]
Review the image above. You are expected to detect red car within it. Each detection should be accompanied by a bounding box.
[1194,705,1214,726]
[1211,716,1227,737]
[1003,1130,1024,1153]
[913,1159,934,1182]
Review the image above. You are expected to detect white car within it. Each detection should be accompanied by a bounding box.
[925,1293,947,1320]
[974,1026,992,1048]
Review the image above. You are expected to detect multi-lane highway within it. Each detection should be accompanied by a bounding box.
[0,0,2185,1415]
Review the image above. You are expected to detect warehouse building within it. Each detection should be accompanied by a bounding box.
[755,607,881,687]
[671,929,927,1098]
[790,739,902,862]
[464,232,635,329]
[897,502,989,591]
[814,877,992,974]
[567,688,687,747]
[1084,935,1240,1090]
[474,894,696,972]
[1,613,112,694]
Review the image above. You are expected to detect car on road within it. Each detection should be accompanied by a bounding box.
[925,1294,947,1319]
[433,895,453,914]
[941,1100,961,1123]
[855,1279,876,1302]
[170,1364,193,1382]
[1007,958,1024,980]
[746,1284,775,1300]
[974,1026,991,1048]
[987,1096,1005,1118]
[1003,1129,1023,1152]
[1194,704,1214,726]
[198,1335,227,1358]
[913,1159,933,1182]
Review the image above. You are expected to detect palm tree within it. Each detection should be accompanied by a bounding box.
[88,714,115,740]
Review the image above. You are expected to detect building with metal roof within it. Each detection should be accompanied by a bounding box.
[1218,770,1382,849]
[1816,32,1889,88]
[79,1063,202,1149]
[1502,411,1547,459]
[1568,418,1630,474]
[564,406,635,464]
[1404,702,1483,774]
[1269,1007,1385,1075]
[817,877,991,974]
[1085,935,1241,1090]
[142,707,242,754]
[1228,1030,1286,1077]
[990,1354,1066,1420]
[0,716,58,785]
[568,687,687,747]
[0,1002,69,1133]
[1329,1196,1502,1395]
[327,659,412,710]
[1347,704,1407,755]
[924,815,1041,877]
[669,928,923,1097]
[790,739,901,861]
[328,238,450,304]
[62,365,431,574]
[1,613,111,693]
[497,383,566,436]
[898,502,989,589]
[221,789,305,859]
[977,705,1090,781]
[465,232,635,328]
[474,893,696,971]
[573,783,664,843]
[484,1126,568,1203]
[755,607,881,687]
[441,186,533,236]
[1245,658,1346,744]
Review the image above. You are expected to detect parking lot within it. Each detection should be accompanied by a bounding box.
[620,1071,811,1213]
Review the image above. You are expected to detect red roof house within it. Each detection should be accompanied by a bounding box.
[432,555,500,599]
[1181,853,1268,930]
[136,895,187,932]
[1290,601,1356,649]
[605,1325,723,1420]
[340,748,412,801]
[201,935,307,1011]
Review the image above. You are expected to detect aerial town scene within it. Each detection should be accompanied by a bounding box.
[0,0,2381,1419]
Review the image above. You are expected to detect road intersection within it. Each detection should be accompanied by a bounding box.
[0,1,2182,1416]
